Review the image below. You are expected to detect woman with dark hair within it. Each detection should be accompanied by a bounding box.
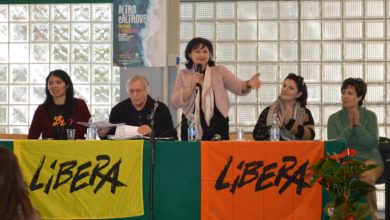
[327,78,383,220]
[28,70,91,139]
[252,73,315,141]
[171,37,261,140]
[0,148,40,220]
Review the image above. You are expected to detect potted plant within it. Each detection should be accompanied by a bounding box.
[309,148,378,220]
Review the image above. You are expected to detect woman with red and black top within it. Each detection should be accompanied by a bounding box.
[28,69,91,140]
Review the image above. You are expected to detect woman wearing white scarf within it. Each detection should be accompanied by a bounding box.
[172,37,261,140]
[252,73,315,141]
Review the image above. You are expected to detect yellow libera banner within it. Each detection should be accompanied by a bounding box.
[13,140,144,219]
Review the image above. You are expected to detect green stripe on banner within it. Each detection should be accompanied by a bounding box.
[0,140,14,151]
[154,141,200,220]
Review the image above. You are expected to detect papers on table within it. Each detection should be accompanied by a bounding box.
[106,125,147,140]
[109,125,175,140]
[77,121,124,128]
[114,125,141,137]
[77,122,176,141]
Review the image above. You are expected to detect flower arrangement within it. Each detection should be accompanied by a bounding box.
[309,148,378,220]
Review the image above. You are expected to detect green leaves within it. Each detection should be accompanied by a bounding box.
[325,201,371,220]
[309,148,377,219]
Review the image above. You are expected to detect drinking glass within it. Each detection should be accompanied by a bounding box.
[236,127,244,141]
[66,129,75,140]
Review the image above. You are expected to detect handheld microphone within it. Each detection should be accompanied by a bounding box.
[195,64,205,88]
[196,64,205,74]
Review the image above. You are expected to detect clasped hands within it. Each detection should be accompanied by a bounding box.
[348,109,361,128]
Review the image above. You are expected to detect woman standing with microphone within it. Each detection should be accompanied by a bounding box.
[171,37,261,140]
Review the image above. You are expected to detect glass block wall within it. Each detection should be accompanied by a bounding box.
[0,4,120,134]
[0,1,387,140]
[180,0,390,141]
[0,0,387,213]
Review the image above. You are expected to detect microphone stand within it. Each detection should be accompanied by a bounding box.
[149,101,158,220]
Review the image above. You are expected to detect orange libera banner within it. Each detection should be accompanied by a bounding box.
[201,141,324,220]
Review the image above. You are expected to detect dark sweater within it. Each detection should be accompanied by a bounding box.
[107,95,177,139]
[28,98,91,139]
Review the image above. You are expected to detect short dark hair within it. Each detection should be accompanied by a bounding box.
[184,37,216,69]
[341,78,367,106]
[285,73,308,107]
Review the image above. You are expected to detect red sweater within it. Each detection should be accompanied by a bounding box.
[28,98,91,139]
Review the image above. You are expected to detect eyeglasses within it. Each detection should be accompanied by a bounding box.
[129,88,145,94]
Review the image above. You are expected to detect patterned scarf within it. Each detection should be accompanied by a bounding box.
[266,97,305,140]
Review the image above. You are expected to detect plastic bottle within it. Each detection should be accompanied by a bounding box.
[187,114,197,141]
[86,115,97,140]
[270,113,280,141]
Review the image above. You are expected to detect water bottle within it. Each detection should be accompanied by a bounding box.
[270,113,280,141]
[187,114,197,141]
[86,115,97,140]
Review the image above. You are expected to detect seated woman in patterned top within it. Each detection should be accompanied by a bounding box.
[252,73,315,141]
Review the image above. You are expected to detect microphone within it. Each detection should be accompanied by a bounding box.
[195,64,205,88]
[212,134,222,141]
[196,63,205,74]
[148,98,159,121]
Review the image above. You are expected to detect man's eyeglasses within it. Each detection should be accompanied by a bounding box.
[129,89,145,94]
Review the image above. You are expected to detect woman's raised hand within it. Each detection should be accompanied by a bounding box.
[247,73,261,89]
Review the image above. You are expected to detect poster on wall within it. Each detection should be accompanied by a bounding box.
[113,0,166,67]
